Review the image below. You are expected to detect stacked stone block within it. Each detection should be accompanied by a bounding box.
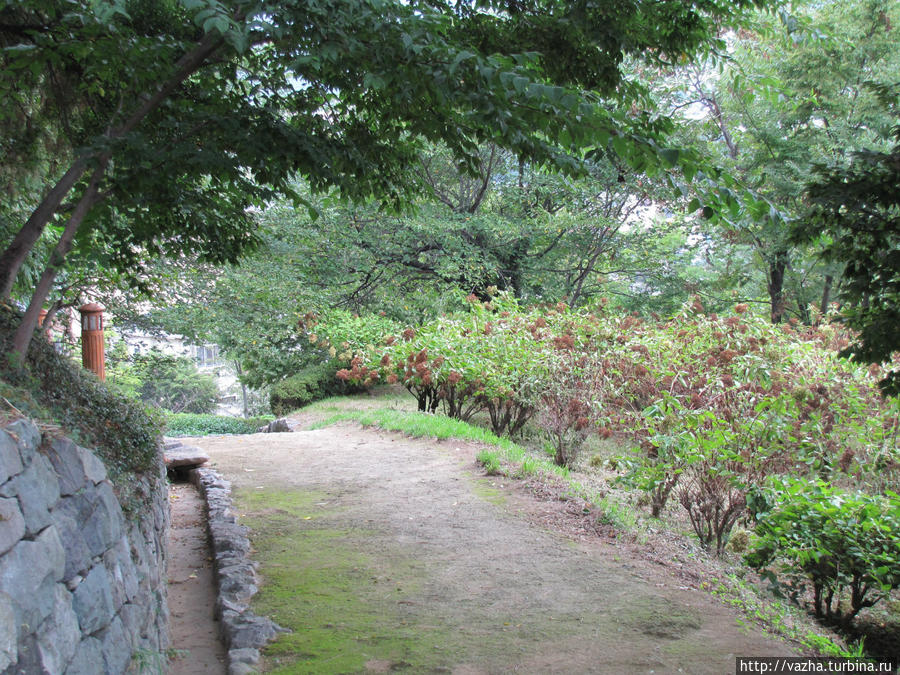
[0,418,168,674]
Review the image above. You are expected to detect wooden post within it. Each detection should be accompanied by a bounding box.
[79,303,106,381]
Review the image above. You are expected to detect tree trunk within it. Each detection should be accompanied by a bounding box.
[11,164,106,360]
[767,252,788,324]
[706,92,739,159]
[0,160,89,299]
[42,299,63,338]
[234,360,249,417]
[820,274,833,317]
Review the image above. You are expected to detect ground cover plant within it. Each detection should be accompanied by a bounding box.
[0,306,162,507]
[164,412,274,437]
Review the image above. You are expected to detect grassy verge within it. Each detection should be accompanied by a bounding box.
[309,407,640,531]
[285,389,413,415]
[705,575,866,658]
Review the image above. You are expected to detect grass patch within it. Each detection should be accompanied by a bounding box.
[476,449,503,475]
[309,407,560,470]
[165,412,274,436]
[280,387,412,417]
[311,407,582,487]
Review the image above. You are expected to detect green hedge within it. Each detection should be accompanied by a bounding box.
[165,412,275,436]
[270,360,362,416]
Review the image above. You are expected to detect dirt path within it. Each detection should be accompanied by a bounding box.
[188,425,789,674]
[167,483,228,674]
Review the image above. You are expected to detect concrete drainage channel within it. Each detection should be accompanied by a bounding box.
[165,439,286,675]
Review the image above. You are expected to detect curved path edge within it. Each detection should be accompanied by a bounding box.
[190,467,288,675]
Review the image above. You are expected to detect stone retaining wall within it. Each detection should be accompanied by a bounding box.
[0,417,168,674]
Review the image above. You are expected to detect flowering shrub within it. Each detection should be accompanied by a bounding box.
[607,300,896,551]
[298,309,403,367]
[306,293,563,434]
[300,294,898,555]
[536,345,609,467]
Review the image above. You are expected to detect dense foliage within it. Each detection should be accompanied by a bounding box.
[269,360,364,416]
[746,480,900,626]
[0,306,162,488]
[798,124,900,396]
[657,0,899,325]
[2,0,773,360]
[3,0,899,647]
[109,351,219,414]
[308,294,899,561]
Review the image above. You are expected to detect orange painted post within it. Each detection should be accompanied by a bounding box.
[79,303,106,381]
[37,309,51,342]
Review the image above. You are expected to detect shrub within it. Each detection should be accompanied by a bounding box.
[675,396,798,554]
[165,413,274,436]
[269,360,362,415]
[536,349,605,468]
[307,293,898,530]
[312,292,559,434]
[611,302,895,551]
[616,395,691,518]
[746,479,900,627]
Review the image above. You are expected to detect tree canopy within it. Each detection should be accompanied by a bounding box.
[0,0,771,359]
[5,0,898,403]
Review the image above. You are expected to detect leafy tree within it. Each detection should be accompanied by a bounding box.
[110,350,220,414]
[2,0,772,360]
[133,139,682,388]
[796,119,900,395]
[660,0,899,322]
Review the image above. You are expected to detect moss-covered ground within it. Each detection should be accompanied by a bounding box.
[237,486,568,674]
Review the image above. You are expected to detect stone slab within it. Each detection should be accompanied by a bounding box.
[164,446,209,469]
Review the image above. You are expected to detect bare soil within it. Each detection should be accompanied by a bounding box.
[185,424,793,674]
[166,482,228,674]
